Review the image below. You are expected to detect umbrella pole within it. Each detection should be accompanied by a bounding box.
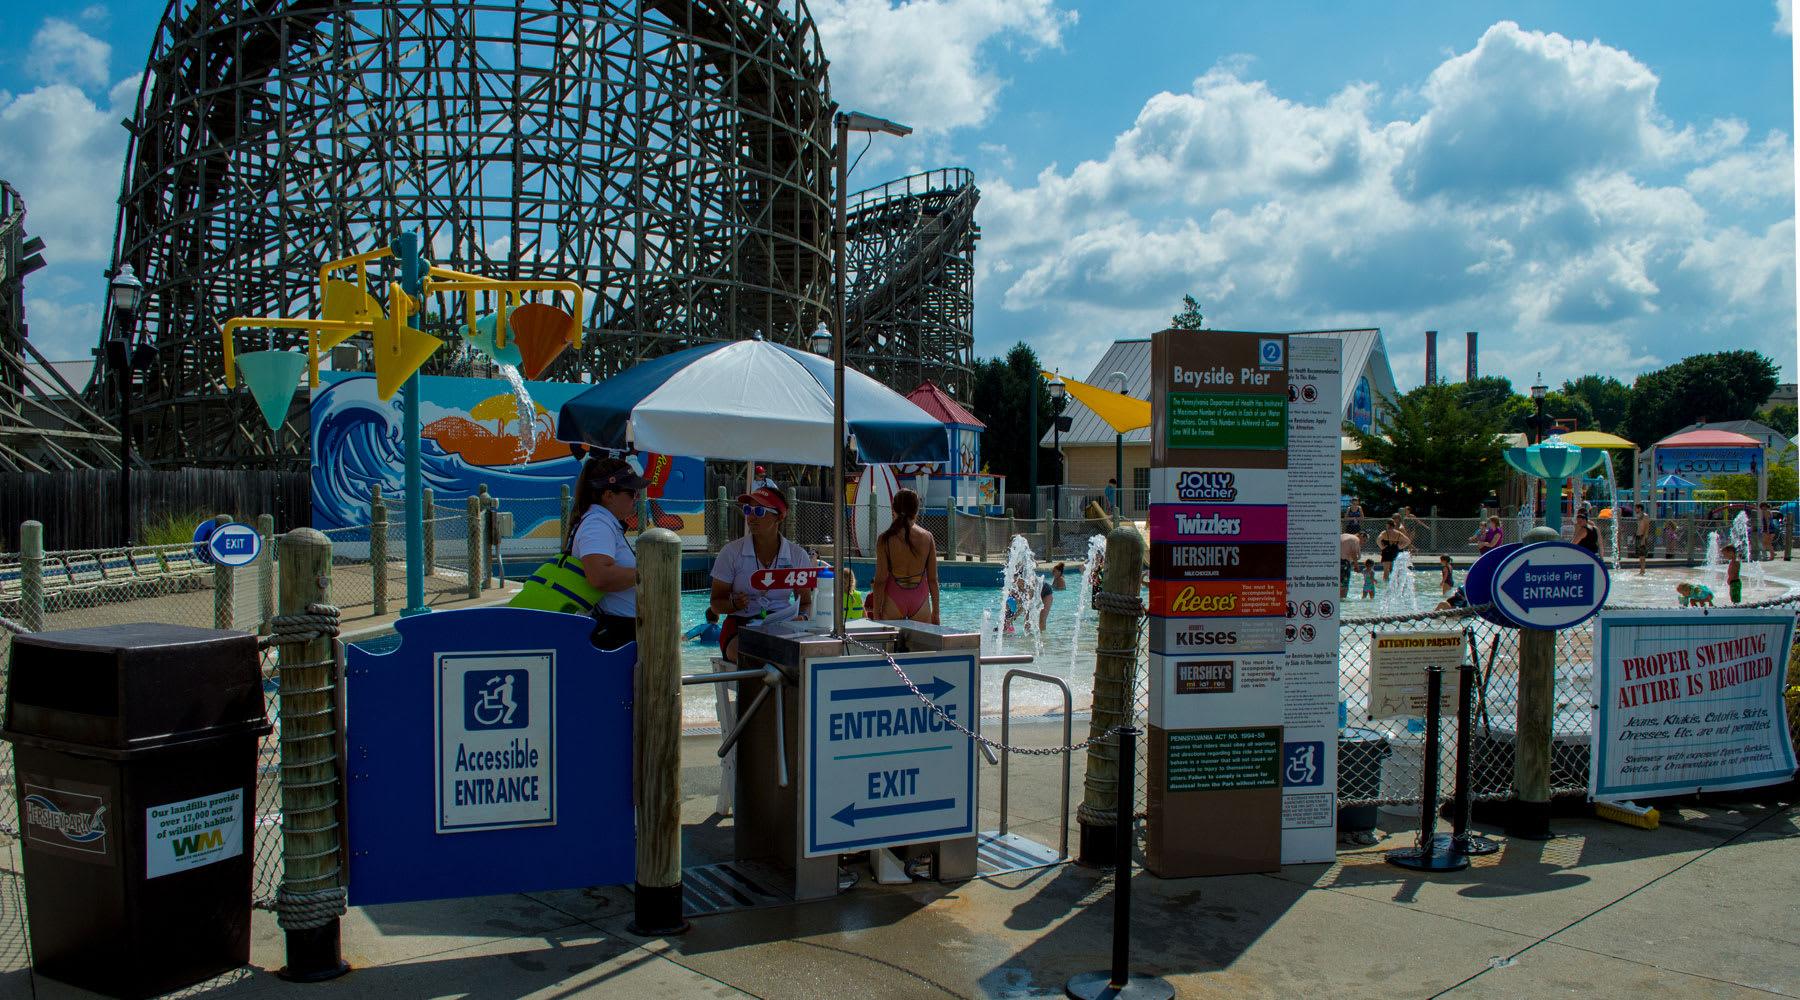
[832,113,849,634]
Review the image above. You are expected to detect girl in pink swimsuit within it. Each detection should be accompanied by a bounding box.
[869,487,939,623]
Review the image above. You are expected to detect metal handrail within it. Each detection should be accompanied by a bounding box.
[998,668,1073,861]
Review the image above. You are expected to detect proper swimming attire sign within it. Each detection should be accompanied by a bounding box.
[1591,610,1796,800]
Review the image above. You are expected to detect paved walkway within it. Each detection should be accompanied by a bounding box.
[2,720,1793,999]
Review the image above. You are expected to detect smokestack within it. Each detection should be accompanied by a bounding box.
[1424,330,1438,385]
[1466,331,1478,381]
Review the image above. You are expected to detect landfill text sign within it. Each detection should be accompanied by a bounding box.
[804,651,978,857]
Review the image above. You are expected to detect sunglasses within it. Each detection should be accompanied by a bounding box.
[741,504,780,517]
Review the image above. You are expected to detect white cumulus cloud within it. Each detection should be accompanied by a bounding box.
[24,18,112,91]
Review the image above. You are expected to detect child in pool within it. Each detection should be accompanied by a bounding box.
[1438,554,1455,595]
[684,607,722,644]
[1676,582,1715,607]
[1724,545,1742,604]
[1360,558,1377,599]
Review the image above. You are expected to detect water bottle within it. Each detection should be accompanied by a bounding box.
[812,567,835,633]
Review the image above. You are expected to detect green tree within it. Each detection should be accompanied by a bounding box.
[970,342,1055,487]
[1703,466,1798,502]
[1344,383,1509,515]
[1625,351,1781,446]
[1757,404,1797,439]
[1561,375,1633,435]
[1169,294,1205,331]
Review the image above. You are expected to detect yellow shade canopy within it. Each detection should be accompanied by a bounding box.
[1040,370,1150,433]
[1552,430,1637,450]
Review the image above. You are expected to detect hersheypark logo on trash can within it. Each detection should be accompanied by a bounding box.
[23,783,109,854]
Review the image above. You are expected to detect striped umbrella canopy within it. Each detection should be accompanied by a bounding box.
[555,339,950,465]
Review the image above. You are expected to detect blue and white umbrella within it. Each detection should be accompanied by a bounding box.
[555,339,949,465]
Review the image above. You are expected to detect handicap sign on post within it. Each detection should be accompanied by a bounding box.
[1488,541,1610,631]
[803,651,978,858]
[345,607,634,905]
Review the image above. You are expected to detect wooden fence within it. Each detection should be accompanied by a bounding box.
[0,469,310,550]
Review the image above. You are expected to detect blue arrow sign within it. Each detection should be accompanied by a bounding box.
[832,798,957,827]
[1490,541,1610,631]
[829,676,955,702]
[1500,560,1596,609]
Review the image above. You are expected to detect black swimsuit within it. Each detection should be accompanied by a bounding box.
[1380,542,1399,563]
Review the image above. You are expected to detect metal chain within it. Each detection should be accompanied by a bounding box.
[839,603,1147,757]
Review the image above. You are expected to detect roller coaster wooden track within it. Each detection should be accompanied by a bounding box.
[75,0,979,470]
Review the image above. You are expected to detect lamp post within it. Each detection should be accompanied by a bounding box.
[1107,370,1127,514]
[1530,375,1547,520]
[833,110,910,635]
[1047,373,1067,552]
[106,264,147,546]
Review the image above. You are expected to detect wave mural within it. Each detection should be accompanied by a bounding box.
[311,374,704,547]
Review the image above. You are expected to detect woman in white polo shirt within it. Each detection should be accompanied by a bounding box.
[709,486,815,662]
[569,456,647,648]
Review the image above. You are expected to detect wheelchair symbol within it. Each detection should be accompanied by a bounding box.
[464,670,528,730]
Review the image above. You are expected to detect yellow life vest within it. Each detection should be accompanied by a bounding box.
[846,588,865,620]
[509,554,605,615]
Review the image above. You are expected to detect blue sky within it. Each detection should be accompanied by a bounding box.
[2,1,1794,395]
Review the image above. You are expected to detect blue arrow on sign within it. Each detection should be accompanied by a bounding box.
[832,797,956,826]
[1500,559,1594,609]
[829,676,955,702]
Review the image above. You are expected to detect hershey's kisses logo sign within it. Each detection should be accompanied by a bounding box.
[1175,471,1239,502]
[23,781,111,859]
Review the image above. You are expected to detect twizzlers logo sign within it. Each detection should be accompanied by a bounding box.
[1175,471,1238,502]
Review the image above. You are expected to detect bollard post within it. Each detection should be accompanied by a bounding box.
[1385,667,1468,872]
[422,487,436,573]
[465,495,482,599]
[1451,657,1499,857]
[946,500,958,560]
[257,514,275,635]
[274,528,348,981]
[630,528,689,936]
[1066,728,1173,1000]
[20,520,43,633]
[1077,524,1146,866]
[370,485,388,616]
[477,485,492,588]
[212,514,234,630]
[1511,524,1560,839]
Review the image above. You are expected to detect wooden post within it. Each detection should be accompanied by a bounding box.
[370,486,388,616]
[20,520,43,633]
[1078,523,1145,865]
[422,487,436,573]
[866,488,878,558]
[977,512,989,563]
[274,528,348,979]
[783,487,797,543]
[946,500,958,560]
[637,493,651,538]
[477,485,492,589]
[212,514,234,630]
[465,495,483,599]
[1510,525,1559,840]
[1785,514,1792,561]
[560,484,572,546]
[257,514,275,636]
[714,486,730,552]
[631,527,688,935]
[1005,508,1015,553]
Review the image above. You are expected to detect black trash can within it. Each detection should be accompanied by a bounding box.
[1337,726,1391,834]
[2,623,271,999]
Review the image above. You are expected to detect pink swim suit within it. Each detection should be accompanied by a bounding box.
[880,536,930,618]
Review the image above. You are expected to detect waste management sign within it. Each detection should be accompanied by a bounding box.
[1592,610,1796,800]
[346,607,634,904]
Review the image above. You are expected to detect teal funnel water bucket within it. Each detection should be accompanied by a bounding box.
[236,350,308,431]
[464,313,523,367]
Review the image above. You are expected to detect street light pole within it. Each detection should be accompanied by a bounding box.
[1531,375,1547,521]
[107,264,144,547]
[832,110,910,635]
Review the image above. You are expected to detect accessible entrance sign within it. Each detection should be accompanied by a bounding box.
[803,650,978,858]
[345,607,634,905]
